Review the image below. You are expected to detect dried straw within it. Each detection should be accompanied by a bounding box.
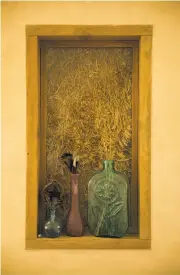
[46,47,133,225]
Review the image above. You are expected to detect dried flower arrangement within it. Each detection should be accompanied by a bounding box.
[61,152,79,174]
[45,47,133,226]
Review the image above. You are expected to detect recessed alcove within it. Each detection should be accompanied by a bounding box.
[26,25,152,249]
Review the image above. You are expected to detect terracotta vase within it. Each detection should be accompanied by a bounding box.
[66,174,84,237]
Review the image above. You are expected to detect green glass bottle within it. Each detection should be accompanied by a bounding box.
[88,160,128,237]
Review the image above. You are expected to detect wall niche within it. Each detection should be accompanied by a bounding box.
[26,25,151,249]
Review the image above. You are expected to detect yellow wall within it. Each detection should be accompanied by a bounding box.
[2,1,180,275]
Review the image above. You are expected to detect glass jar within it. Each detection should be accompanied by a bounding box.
[88,160,128,237]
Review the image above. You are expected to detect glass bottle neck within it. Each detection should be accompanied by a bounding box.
[50,197,58,221]
[103,160,115,171]
[50,209,56,222]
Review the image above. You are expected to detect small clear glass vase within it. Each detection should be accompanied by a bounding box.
[44,198,61,238]
[88,160,128,238]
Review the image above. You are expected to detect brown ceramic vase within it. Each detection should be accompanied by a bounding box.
[66,174,84,237]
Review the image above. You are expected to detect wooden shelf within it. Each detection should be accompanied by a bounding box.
[27,234,150,249]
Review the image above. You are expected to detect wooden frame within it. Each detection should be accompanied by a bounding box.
[40,39,139,235]
[26,25,152,249]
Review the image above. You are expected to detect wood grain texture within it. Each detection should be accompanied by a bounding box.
[139,36,152,240]
[26,35,40,240]
[40,45,47,188]
[38,45,48,235]
[26,236,150,249]
[26,25,153,37]
[40,40,138,48]
[129,43,139,234]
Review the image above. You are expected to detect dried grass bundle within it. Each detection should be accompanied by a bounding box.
[46,47,133,225]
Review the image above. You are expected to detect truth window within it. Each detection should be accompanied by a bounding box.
[26,25,152,249]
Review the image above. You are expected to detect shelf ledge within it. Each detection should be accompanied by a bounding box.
[26,235,151,249]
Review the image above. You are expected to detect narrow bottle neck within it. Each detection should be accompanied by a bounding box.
[50,209,56,222]
[70,174,79,209]
[103,160,115,171]
[50,197,58,221]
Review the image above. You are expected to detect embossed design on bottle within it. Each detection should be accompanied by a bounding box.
[88,160,128,237]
